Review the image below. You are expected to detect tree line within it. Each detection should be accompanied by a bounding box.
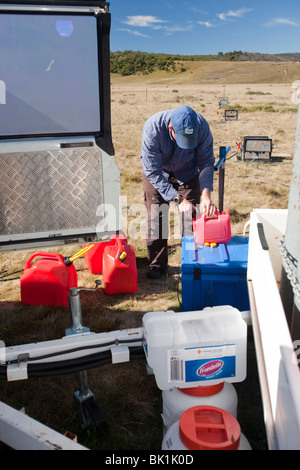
[110,51,176,76]
[110,50,300,76]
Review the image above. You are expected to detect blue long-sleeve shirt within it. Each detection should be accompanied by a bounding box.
[140,110,215,202]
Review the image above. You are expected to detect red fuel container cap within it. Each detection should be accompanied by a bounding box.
[179,406,241,450]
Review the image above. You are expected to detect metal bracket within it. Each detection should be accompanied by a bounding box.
[7,353,29,382]
[111,345,130,364]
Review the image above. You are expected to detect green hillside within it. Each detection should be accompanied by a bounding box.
[110,50,300,76]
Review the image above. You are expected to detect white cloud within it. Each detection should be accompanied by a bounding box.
[188,6,208,15]
[117,28,150,38]
[123,15,194,36]
[217,7,252,22]
[263,18,298,27]
[163,23,194,34]
[121,14,199,38]
[198,21,214,28]
[123,15,166,28]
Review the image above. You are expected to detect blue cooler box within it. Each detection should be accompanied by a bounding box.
[181,236,250,312]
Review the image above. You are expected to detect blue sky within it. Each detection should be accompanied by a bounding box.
[109,0,300,55]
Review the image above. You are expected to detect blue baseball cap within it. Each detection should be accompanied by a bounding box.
[170,105,200,149]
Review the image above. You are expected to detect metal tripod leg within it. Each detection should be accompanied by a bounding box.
[67,281,106,430]
[74,371,95,428]
[74,370,107,430]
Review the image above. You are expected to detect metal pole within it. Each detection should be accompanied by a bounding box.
[68,288,84,332]
[214,146,230,212]
[219,162,225,212]
[66,281,106,429]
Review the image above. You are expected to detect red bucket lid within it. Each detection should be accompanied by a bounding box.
[179,406,241,450]
[178,382,224,397]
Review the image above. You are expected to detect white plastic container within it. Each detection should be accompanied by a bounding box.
[143,306,247,390]
[162,382,238,431]
[162,406,251,451]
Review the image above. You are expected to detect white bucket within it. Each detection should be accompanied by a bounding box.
[143,306,247,390]
[162,406,251,451]
[162,382,238,431]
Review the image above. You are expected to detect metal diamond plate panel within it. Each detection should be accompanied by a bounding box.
[0,147,104,237]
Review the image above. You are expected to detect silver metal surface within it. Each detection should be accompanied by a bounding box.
[0,146,104,239]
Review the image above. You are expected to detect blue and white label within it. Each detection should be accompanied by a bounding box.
[168,344,236,383]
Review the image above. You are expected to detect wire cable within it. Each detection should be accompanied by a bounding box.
[0,346,145,380]
[4,336,143,365]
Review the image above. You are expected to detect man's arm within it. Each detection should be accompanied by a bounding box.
[141,125,178,202]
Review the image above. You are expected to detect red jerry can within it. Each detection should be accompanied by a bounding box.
[192,210,232,245]
[20,252,77,307]
[83,231,127,274]
[102,238,137,295]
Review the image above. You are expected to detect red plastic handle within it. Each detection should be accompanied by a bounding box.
[24,252,63,271]
[111,230,127,241]
[115,237,127,256]
[204,210,220,220]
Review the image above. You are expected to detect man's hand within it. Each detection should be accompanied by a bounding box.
[178,198,197,214]
[178,197,197,217]
[201,189,217,217]
[176,190,216,218]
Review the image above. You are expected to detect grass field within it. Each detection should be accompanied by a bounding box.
[0,62,298,450]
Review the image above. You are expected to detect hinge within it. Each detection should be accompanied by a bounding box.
[93,7,108,15]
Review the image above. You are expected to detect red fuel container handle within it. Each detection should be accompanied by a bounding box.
[24,252,64,271]
[115,237,127,262]
[203,210,219,220]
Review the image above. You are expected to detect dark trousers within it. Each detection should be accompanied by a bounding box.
[143,173,200,270]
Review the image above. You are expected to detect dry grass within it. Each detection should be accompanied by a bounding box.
[111,78,296,238]
[0,64,298,450]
